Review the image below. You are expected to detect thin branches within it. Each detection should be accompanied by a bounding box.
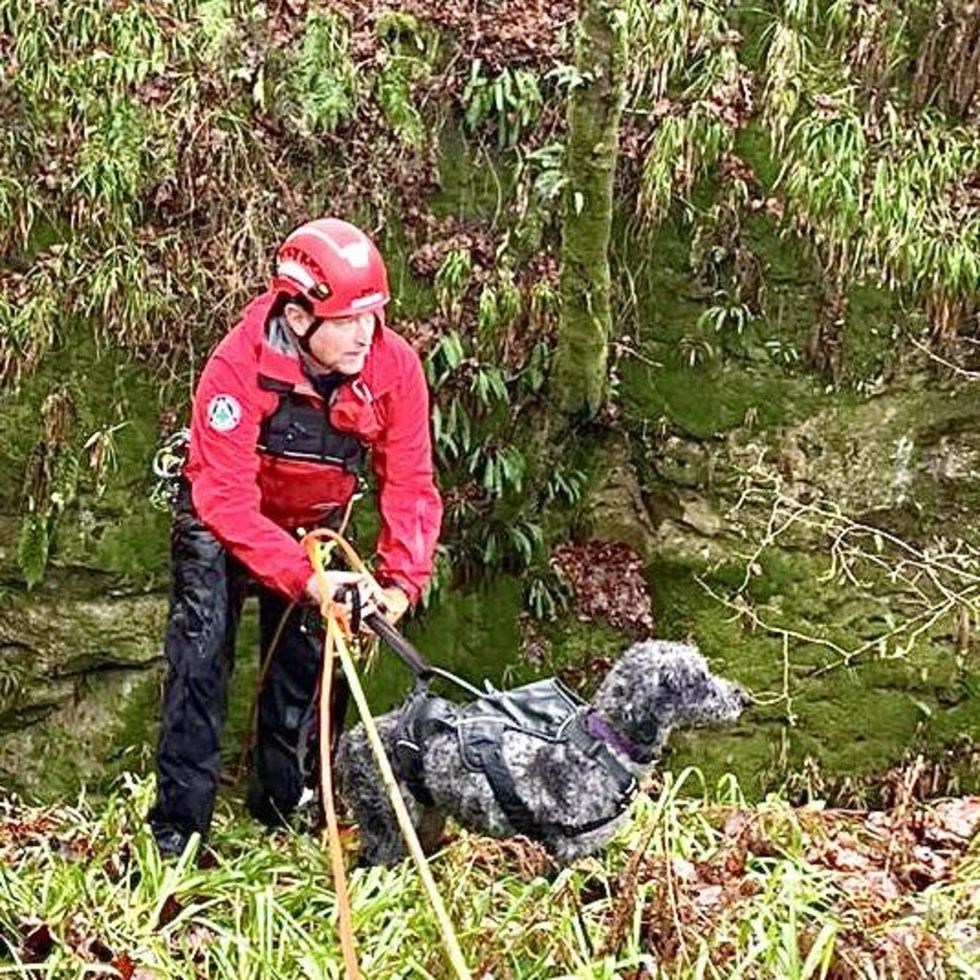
[700,465,980,713]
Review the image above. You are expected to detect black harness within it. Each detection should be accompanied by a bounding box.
[367,618,640,839]
[257,373,365,471]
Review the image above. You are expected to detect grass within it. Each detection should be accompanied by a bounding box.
[1,770,978,977]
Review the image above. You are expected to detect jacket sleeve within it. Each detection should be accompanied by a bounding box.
[371,349,443,603]
[185,346,313,601]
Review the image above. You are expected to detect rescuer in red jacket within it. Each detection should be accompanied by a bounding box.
[148,217,443,856]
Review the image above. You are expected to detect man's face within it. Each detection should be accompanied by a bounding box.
[285,304,376,374]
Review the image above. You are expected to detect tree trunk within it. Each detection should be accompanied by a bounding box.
[806,270,846,385]
[551,0,626,420]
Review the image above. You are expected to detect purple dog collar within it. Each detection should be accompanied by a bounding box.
[585,711,650,765]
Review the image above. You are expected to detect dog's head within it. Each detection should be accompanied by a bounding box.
[592,640,747,752]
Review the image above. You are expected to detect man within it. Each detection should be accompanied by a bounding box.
[148,217,443,856]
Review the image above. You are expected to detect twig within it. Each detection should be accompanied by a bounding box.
[909,334,980,381]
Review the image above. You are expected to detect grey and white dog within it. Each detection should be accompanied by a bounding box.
[336,640,747,866]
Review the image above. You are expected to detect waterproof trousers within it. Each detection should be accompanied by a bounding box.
[147,485,344,843]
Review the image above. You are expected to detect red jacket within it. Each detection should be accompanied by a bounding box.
[184,291,443,603]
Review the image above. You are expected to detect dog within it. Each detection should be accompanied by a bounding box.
[336,639,747,866]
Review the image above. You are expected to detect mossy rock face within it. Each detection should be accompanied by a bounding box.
[771,382,980,538]
[0,588,167,794]
[0,663,164,796]
[619,312,980,800]
[647,549,980,799]
[0,591,165,704]
[581,435,660,557]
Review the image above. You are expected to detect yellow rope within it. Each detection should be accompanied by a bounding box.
[305,532,471,980]
[236,496,359,782]
[308,539,361,980]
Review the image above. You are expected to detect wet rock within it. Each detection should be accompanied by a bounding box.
[0,591,166,733]
[581,436,659,557]
[678,491,722,537]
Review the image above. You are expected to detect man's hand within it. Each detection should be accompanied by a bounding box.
[304,573,409,629]
[304,570,375,611]
[378,586,410,626]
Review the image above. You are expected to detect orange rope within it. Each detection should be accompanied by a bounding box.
[306,535,361,980]
[303,530,471,979]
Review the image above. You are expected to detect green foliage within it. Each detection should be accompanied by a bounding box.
[462,62,543,147]
[16,511,49,589]
[289,11,359,134]
[544,466,588,506]
[2,774,978,977]
[195,0,236,62]
[525,567,572,620]
[697,300,756,337]
[0,264,60,393]
[475,270,522,350]
[424,300,555,581]
[374,13,434,150]
[433,248,473,319]
[73,97,151,226]
[376,60,426,149]
[635,43,742,224]
[761,0,980,328]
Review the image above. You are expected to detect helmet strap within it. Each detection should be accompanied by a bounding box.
[296,316,325,354]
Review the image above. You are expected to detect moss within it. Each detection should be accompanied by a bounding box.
[381,217,437,321]
[430,117,510,222]
[87,505,172,579]
[622,356,824,439]
[735,121,781,193]
[614,201,835,440]
[647,548,980,797]
[843,285,899,383]
[1,328,170,584]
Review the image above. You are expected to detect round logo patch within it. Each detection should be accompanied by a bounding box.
[206,394,242,432]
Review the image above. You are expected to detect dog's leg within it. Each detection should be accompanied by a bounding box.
[337,719,446,867]
[336,723,406,866]
[546,815,628,866]
[413,801,447,856]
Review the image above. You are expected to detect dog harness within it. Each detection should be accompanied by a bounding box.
[392,675,641,839]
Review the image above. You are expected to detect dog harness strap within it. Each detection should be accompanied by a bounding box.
[568,714,644,799]
[582,710,652,764]
[477,733,635,837]
[464,716,638,839]
[478,739,540,836]
[393,681,457,807]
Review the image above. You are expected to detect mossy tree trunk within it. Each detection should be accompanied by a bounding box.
[807,269,847,385]
[551,0,626,420]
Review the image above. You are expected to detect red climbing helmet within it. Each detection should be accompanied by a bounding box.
[271,217,390,320]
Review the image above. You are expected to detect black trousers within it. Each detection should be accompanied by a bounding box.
[147,487,345,841]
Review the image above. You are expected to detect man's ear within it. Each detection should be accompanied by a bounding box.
[283,301,311,336]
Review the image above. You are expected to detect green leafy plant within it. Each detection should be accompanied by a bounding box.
[697,301,755,336]
[289,11,358,135]
[434,249,473,321]
[462,62,543,147]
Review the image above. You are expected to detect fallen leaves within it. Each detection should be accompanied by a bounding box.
[550,541,655,637]
[621,796,980,974]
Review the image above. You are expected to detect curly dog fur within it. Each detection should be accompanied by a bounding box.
[337,639,746,866]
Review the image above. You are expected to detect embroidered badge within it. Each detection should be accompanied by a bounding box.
[206,394,242,432]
